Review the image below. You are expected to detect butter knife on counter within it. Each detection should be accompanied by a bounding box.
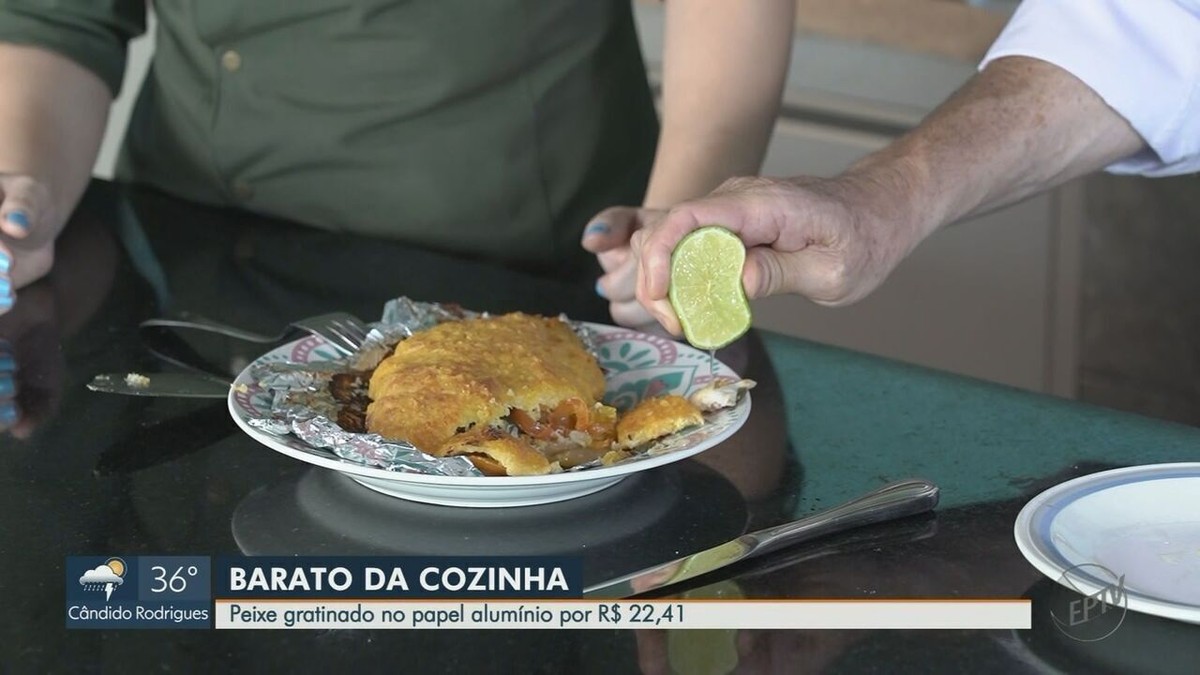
[87,372,231,398]
[583,478,939,599]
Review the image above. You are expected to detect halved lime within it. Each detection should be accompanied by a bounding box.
[668,226,752,350]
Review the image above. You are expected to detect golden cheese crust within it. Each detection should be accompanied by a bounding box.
[359,311,719,476]
[614,394,704,450]
[366,313,605,458]
[437,426,553,476]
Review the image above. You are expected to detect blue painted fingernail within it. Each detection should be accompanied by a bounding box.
[0,278,10,295]
[0,374,14,396]
[595,280,607,299]
[0,356,13,370]
[0,403,17,424]
[584,222,610,237]
[0,251,10,274]
[5,211,29,229]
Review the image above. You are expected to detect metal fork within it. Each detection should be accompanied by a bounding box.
[140,311,372,357]
[292,313,372,355]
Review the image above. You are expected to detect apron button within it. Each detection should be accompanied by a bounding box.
[221,50,243,72]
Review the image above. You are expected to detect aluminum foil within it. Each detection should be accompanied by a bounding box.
[243,298,604,477]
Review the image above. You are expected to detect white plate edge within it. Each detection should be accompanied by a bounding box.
[1012,462,1200,625]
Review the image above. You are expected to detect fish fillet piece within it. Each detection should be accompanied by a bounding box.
[614,394,704,450]
[366,312,605,456]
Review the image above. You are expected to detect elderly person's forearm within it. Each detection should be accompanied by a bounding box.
[629,56,1148,333]
[842,56,1144,248]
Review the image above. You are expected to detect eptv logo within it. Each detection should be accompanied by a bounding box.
[1050,563,1128,641]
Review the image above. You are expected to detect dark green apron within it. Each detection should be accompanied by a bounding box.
[118,0,658,278]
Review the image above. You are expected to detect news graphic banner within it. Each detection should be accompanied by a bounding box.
[66,555,1032,630]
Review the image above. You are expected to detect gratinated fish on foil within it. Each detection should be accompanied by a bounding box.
[328,312,748,477]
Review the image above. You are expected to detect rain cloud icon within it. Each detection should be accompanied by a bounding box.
[79,558,126,601]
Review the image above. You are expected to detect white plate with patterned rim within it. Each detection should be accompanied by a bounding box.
[227,322,751,508]
[1014,463,1200,625]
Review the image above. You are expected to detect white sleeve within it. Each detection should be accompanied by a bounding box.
[980,0,1200,177]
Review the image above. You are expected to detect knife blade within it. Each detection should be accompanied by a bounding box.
[583,478,939,599]
[87,372,231,398]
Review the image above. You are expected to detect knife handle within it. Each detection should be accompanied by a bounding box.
[745,478,940,559]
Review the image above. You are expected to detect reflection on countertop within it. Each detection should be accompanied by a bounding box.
[231,463,749,587]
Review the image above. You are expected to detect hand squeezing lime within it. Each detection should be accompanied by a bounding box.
[668,226,752,350]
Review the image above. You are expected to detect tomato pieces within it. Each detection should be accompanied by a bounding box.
[510,398,593,440]
[548,398,591,432]
[509,408,554,439]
